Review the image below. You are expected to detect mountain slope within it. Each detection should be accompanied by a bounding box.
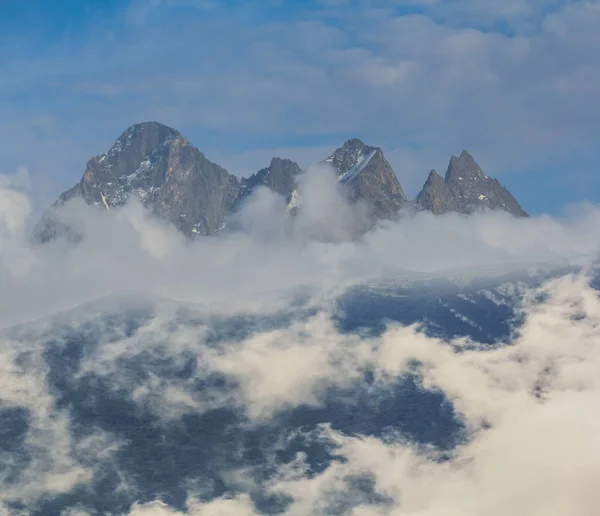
[236,157,301,210]
[33,124,529,244]
[322,138,407,219]
[415,151,528,217]
[33,122,241,240]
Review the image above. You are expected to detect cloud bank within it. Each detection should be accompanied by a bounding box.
[0,170,599,514]
[1,166,600,327]
[118,274,600,516]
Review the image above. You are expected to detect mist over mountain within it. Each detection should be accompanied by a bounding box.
[33,122,527,243]
[415,151,528,217]
[3,124,600,516]
[3,0,600,512]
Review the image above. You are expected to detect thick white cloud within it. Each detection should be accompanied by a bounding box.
[129,495,258,516]
[0,178,600,328]
[269,278,600,516]
[2,1,600,513]
[0,332,118,507]
[0,175,599,513]
[0,166,31,192]
[112,272,600,515]
[0,170,35,278]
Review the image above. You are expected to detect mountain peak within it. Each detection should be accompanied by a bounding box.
[99,122,183,177]
[424,169,444,186]
[122,120,176,135]
[111,121,180,146]
[33,122,238,241]
[238,157,302,203]
[34,120,529,247]
[323,138,376,178]
[319,138,406,220]
[342,137,367,150]
[268,156,298,170]
[416,151,527,217]
[446,150,486,182]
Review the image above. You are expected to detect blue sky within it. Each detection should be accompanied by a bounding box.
[1,0,599,219]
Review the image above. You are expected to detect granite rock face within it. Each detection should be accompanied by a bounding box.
[33,122,241,241]
[415,151,528,217]
[322,138,407,219]
[236,157,301,209]
[33,123,528,244]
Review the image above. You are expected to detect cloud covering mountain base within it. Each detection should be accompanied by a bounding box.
[1,169,600,515]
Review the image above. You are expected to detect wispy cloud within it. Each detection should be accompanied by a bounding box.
[0,167,600,513]
[1,0,599,213]
[1,3,600,512]
[120,273,600,515]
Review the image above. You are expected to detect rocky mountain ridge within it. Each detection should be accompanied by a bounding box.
[414,150,528,217]
[322,138,408,219]
[33,121,528,242]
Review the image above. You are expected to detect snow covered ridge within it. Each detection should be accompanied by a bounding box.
[339,149,377,183]
[284,147,378,213]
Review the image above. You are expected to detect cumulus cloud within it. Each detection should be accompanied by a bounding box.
[290,163,372,242]
[0,329,119,508]
[129,495,258,516]
[0,166,31,192]
[0,177,599,513]
[0,185,30,237]
[0,169,35,278]
[110,273,600,515]
[0,179,599,327]
[3,1,600,513]
[267,275,600,516]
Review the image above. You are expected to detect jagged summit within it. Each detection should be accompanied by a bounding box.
[345,137,366,147]
[322,138,407,220]
[237,157,301,206]
[33,123,529,244]
[98,122,180,173]
[324,138,375,180]
[445,150,487,182]
[111,121,179,144]
[84,122,183,207]
[33,121,240,241]
[424,169,444,186]
[415,151,528,217]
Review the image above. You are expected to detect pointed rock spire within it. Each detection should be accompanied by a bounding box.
[415,152,528,217]
[323,138,371,179]
[33,121,241,241]
[321,138,407,220]
[424,169,445,187]
[445,150,487,183]
[238,157,302,202]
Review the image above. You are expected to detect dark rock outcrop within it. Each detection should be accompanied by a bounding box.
[236,157,301,209]
[33,124,529,244]
[33,122,241,241]
[415,151,528,217]
[322,138,407,219]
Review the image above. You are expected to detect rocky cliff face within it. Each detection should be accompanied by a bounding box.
[236,157,301,209]
[323,138,407,220]
[415,151,528,217]
[34,122,241,241]
[34,123,529,244]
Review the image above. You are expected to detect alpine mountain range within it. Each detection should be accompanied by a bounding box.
[6,122,599,516]
[34,121,527,242]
